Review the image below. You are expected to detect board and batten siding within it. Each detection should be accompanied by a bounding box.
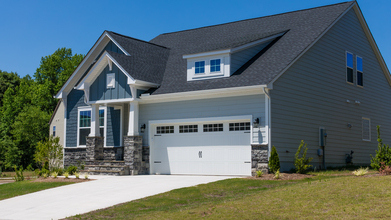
[139,94,266,146]
[66,89,121,147]
[89,64,132,101]
[270,8,391,170]
[231,40,272,74]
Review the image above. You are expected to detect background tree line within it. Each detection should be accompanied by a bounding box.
[0,48,84,170]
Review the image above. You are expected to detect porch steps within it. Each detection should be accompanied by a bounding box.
[82,160,130,176]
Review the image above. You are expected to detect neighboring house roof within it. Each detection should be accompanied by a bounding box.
[148,1,354,95]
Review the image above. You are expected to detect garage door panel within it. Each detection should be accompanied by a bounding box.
[151,121,252,176]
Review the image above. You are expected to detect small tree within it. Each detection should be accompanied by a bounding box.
[371,125,391,170]
[294,140,313,174]
[269,146,280,174]
[34,136,63,171]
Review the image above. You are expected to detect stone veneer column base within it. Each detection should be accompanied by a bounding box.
[86,136,104,162]
[124,136,143,175]
[251,144,269,176]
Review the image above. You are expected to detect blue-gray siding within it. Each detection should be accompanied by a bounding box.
[66,90,88,147]
[66,89,122,147]
[139,95,266,146]
[89,64,132,101]
[231,40,272,74]
[271,8,391,170]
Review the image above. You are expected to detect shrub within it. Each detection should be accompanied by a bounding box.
[84,174,89,179]
[34,136,63,171]
[269,146,280,174]
[51,167,64,176]
[51,172,58,178]
[42,173,48,178]
[379,162,391,175]
[13,165,24,181]
[274,170,281,179]
[371,126,391,170]
[294,140,313,174]
[64,172,69,179]
[256,170,263,177]
[352,167,369,176]
[75,172,80,179]
[66,165,78,175]
[26,164,34,171]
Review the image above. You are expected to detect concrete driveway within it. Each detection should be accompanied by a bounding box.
[0,175,234,220]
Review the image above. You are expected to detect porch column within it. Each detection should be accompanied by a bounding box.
[89,104,100,137]
[127,101,139,136]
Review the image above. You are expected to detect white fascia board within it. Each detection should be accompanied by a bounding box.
[352,4,391,86]
[129,80,160,88]
[139,85,266,104]
[267,3,355,89]
[55,32,110,99]
[87,98,135,105]
[149,115,252,126]
[105,32,130,56]
[231,32,285,53]
[183,49,231,59]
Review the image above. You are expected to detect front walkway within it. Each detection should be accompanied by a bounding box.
[0,175,234,220]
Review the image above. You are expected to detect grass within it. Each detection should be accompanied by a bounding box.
[67,171,390,220]
[0,181,74,200]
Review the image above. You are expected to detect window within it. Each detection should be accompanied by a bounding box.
[179,125,198,133]
[203,123,223,132]
[346,52,353,83]
[210,59,221,72]
[195,61,205,74]
[156,126,174,134]
[53,126,56,137]
[229,122,250,131]
[357,56,363,87]
[107,73,115,88]
[79,109,104,146]
[362,118,371,141]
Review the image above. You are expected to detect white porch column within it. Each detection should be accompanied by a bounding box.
[89,104,100,137]
[127,101,139,136]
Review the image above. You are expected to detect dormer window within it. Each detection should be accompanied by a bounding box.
[210,59,221,72]
[195,61,205,74]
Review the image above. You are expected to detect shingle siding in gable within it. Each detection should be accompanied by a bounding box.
[66,89,87,147]
[89,64,132,101]
[270,8,391,171]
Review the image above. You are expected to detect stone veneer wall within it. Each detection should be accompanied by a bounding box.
[124,136,143,175]
[251,144,269,175]
[141,146,150,174]
[64,148,87,167]
[86,137,104,162]
[103,147,124,161]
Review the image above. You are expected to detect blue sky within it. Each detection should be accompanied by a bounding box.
[1,0,390,77]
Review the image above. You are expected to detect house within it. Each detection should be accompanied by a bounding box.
[52,1,391,175]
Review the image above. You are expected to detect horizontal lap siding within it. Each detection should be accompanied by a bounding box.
[139,94,265,146]
[66,90,87,147]
[271,9,391,170]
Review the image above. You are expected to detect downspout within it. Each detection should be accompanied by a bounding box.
[263,87,272,159]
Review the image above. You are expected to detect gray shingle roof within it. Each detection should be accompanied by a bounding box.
[144,1,354,95]
[107,32,170,84]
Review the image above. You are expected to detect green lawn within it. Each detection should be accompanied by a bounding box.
[0,181,74,200]
[67,172,389,220]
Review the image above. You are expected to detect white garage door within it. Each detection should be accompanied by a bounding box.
[150,119,252,176]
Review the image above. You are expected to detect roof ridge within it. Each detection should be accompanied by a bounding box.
[106,31,170,49]
[156,1,354,37]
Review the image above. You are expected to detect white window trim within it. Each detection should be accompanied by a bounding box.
[356,56,363,87]
[346,51,354,84]
[77,106,107,148]
[186,54,230,81]
[107,73,115,89]
[362,117,371,142]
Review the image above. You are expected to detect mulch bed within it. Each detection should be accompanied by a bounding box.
[248,173,314,180]
[31,177,93,183]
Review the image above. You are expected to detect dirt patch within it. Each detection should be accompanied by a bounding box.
[0,179,14,184]
[31,177,93,183]
[248,173,314,181]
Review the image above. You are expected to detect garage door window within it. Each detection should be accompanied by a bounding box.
[229,122,250,131]
[157,126,174,134]
[203,123,223,132]
[179,125,198,133]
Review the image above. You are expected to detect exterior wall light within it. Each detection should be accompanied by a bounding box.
[347,123,352,128]
[140,124,146,133]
